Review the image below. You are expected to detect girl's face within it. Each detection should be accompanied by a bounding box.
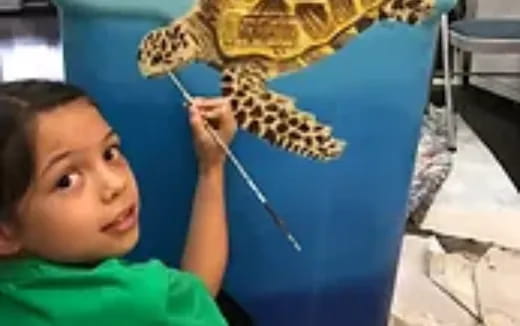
[13,98,140,263]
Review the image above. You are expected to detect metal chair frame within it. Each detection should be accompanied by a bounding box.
[441,0,520,149]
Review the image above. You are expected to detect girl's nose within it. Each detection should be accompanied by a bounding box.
[99,166,127,203]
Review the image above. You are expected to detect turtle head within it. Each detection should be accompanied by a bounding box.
[137,23,199,78]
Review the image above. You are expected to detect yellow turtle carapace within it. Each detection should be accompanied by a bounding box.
[138,0,435,161]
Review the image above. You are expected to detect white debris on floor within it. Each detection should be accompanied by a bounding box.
[390,313,458,326]
[390,236,478,326]
[421,117,520,250]
[391,236,520,326]
[426,242,480,318]
[476,248,520,326]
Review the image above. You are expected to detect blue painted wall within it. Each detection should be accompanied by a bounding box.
[54,0,456,324]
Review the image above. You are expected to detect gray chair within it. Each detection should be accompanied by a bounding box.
[441,0,520,149]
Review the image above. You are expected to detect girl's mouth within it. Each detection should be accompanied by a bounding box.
[101,204,138,234]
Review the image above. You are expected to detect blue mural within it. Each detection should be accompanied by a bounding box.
[53,0,456,324]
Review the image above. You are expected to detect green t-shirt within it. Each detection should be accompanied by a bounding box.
[0,258,228,326]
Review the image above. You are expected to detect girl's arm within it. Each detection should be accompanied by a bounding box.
[180,98,236,296]
[181,165,227,296]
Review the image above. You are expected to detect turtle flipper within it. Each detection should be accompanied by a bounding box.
[137,22,199,77]
[221,62,346,161]
[380,0,435,24]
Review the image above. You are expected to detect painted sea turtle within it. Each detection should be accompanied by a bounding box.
[137,0,435,161]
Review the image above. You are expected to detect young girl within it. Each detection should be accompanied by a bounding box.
[0,79,236,325]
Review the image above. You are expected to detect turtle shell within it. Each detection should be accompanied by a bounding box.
[214,0,389,63]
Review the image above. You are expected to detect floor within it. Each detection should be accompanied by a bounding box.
[431,85,520,192]
[391,235,520,326]
[421,116,520,249]
[392,116,520,326]
[394,73,520,325]
[1,11,519,326]
[458,86,520,192]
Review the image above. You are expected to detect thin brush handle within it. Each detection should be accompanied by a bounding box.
[167,73,302,252]
[201,119,302,252]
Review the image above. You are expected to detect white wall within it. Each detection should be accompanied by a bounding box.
[470,0,520,102]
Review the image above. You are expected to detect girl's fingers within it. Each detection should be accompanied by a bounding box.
[189,97,236,142]
[200,106,224,120]
[193,97,229,108]
[193,105,221,130]
[189,106,209,138]
[191,97,230,114]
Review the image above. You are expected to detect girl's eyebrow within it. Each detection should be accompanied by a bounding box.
[40,130,116,178]
[41,150,72,178]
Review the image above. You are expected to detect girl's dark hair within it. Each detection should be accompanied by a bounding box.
[0,79,90,221]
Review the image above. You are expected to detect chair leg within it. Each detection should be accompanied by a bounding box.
[462,51,472,86]
[441,14,457,151]
[453,48,463,85]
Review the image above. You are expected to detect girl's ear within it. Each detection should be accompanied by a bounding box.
[0,221,22,256]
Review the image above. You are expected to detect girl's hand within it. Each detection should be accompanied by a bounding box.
[189,97,237,173]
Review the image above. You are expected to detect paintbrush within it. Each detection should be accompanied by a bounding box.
[167,72,302,252]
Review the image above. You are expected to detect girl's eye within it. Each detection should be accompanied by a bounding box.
[55,173,79,190]
[104,144,122,162]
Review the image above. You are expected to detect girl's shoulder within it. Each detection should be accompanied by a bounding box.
[0,257,182,285]
[0,257,227,326]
